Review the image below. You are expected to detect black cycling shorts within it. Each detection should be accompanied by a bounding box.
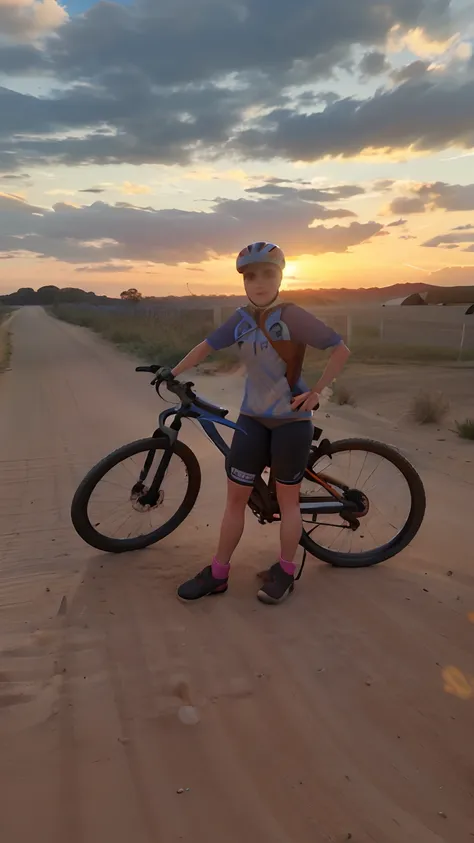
[226,414,314,487]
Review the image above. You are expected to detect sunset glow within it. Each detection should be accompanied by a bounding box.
[1,0,473,296]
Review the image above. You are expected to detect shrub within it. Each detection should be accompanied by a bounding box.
[330,384,357,406]
[455,419,474,440]
[410,391,450,424]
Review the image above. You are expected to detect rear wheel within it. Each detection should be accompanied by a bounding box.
[299,438,426,567]
[71,437,201,553]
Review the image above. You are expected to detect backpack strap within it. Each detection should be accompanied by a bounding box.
[256,303,306,389]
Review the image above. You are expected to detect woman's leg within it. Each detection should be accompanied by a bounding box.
[177,415,268,601]
[215,479,253,565]
[257,420,313,604]
[275,480,303,568]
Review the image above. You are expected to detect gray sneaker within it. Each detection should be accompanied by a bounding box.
[257,562,295,605]
[177,565,228,602]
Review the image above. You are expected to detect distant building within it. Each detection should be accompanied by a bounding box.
[383,292,427,306]
[383,287,474,314]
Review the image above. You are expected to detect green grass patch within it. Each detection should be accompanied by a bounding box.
[455,418,474,440]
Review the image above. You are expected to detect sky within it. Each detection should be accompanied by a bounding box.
[1,0,474,297]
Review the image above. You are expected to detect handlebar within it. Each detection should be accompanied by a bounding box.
[135,364,197,406]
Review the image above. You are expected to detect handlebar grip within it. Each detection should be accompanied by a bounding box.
[135,365,160,374]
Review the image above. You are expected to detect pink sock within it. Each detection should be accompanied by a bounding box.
[279,557,296,576]
[212,557,230,580]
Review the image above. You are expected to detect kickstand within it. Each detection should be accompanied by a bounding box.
[295,549,307,581]
[256,538,313,583]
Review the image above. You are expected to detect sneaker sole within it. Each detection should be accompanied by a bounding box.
[256,583,294,605]
[177,585,228,603]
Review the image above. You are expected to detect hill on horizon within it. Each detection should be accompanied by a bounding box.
[0,282,438,308]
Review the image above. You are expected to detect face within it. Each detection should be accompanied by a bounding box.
[242,262,282,307]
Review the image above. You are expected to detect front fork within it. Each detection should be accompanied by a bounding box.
[133,418,181,508]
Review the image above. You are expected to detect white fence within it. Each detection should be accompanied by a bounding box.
[211,305,474,359]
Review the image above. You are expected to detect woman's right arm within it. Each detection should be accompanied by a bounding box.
[171,312,240,378]
[171,341,212,377]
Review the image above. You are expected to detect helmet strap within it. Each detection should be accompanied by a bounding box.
[246,291,282,312]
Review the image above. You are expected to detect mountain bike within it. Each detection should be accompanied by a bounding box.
[71,366,426,570]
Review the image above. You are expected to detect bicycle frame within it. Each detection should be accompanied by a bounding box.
[140,398,358,524]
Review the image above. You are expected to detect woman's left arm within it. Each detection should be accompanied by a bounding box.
[291,341,351,412]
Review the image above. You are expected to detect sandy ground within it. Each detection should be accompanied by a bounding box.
[1,306,473,843]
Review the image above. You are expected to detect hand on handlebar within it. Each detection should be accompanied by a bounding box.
[152,366,173,385]
[135,364,174,383]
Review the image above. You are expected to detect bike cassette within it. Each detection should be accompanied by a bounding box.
[340,489,369,527]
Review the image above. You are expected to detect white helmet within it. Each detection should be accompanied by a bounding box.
[236,241,286,273]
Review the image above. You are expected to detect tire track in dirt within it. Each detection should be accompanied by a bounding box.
[1,307,473,843]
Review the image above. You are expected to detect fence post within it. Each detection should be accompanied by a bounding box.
[346,314,353,347]
[458,322,466,361]
[380,314,384,343]
[213,306,222,328]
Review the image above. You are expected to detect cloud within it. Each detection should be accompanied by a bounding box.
[422,231,474,247]
[373,179,395,193]
[0,0,469,171]
[390,60,430,84]
[297,91,340,108]
[388,182,474,214]
[79,187,106,194]
[452,223,474,230]
[0,190,44,215]
[246,183,364,204]
[0,0,67,43]
[359,51,391,77]
[387,24,459,59]
[399,234,417,239]
[0,191,382,265]
[464,245,474,252]
[46,1,444,89]
[75,263,133,273]
[232,78,474,164]
[388,196,426,214]
[387,217,407,227]
[0,171,30,181]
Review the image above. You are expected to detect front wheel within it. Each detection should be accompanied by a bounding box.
[71,437,201,553]
[300,438,426,568]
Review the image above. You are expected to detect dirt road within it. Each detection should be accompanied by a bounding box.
[1,307,473,843]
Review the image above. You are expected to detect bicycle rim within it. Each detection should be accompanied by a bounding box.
[299,438,426,567]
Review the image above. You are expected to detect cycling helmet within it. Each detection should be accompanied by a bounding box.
[236,241,286,273]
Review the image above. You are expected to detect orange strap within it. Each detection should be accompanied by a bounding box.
[256,305,306,389]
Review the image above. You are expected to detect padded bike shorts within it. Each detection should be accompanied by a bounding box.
[226,414,314,487]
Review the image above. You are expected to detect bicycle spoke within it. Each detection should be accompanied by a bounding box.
[354,450,368,488]
[87,447,189,542]
[302,443,412,558]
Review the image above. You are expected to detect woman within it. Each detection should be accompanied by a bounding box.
[171,242,350,605]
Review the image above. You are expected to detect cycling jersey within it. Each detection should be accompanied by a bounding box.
[206,303,342,421]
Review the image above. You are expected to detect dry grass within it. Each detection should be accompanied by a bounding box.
[330,384,357,406]
[0,307,12,372]
[410,390,450,425]
[51,304,474,377]
[455,419,474,440]
[51,304,236,367]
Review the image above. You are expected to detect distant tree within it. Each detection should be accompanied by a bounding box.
[120,288,142,303]
[36,285,60,305]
